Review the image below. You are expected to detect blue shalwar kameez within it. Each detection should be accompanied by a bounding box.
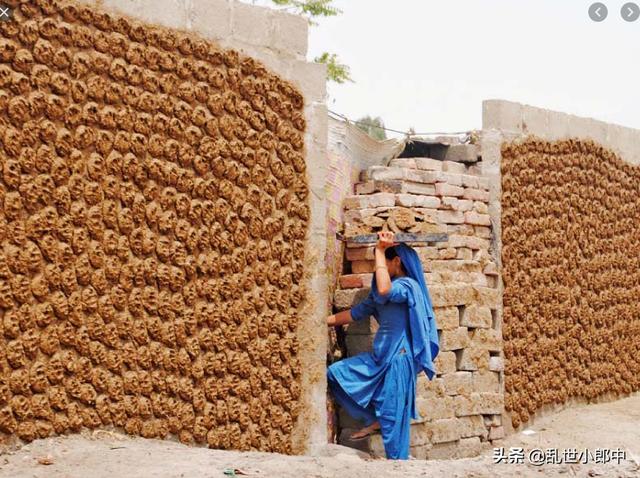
[327,244,440,460]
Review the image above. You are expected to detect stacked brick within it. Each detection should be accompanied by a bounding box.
[333,146,505,459]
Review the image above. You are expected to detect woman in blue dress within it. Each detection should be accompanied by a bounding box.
[327,231,440,460]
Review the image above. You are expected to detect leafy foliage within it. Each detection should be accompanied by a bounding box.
[271,0,341,19]
[314,52,353,84]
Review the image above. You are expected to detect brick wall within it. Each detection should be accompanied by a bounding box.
[332,144,506,459]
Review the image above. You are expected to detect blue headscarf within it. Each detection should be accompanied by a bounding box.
[370,243,440,380]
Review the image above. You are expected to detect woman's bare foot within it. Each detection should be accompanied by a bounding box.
[349,421,380,440]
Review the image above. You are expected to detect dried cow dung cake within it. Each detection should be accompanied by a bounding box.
[501,137,640,429]
[0,0,309,455]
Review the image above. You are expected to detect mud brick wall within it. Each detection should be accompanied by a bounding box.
[0,0,328,454]
[501,137,640,429]
[333,149,506,460]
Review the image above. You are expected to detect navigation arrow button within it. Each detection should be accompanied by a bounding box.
[589,2,609,22]
[621,2,640,21]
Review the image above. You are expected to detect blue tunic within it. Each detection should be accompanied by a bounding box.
[327,276,421,460]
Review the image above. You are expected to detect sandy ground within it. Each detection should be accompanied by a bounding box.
[0,394,639,478]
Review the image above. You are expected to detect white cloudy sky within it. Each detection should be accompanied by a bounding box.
[254,1,640,138]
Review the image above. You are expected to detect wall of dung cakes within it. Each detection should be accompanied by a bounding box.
[500,137,640,428]
[481,100,640,433]
[0,0,329,454]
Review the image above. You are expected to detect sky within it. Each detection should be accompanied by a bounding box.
[295,0,640,138]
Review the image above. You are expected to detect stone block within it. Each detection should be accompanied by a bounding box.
[433,350,457,375]
[440,327,470,351]
[460,304,492,328]
[426,418,462,444]
[405,169,439,184]
[458,414,488,438]
[457,436,482,458]
[473,201,489,214]
[401,181,436,195]
[417,375,446,397]
[344,208,376,223]
[365,166,405,181]
[345,247,375,261]
[476,393,503,415]
[373,180,404,193]
[351,260,374,274]
[448,235,490,250]
[416,247,439,262]
[463,188,491,202]
[443,371,473,396]
[483,262,499,276]
[472,370,500,393]
[471,328,502,352]
[474,226,492,239]
[473,287,500,308]
[438,172,464,187]
[416,396,456,421]
[426,440,460,460]
[232,0,274,46]
[482,100,523,132]
[456,248,473,260]
[452,199,474,212]
[395,194,441,209]
[435,183,464,198]
[454,393,481,416]
[415,157,443,171]
[456,347,480,370]
[429,284,475,307]
[434,307,459,330]
[464,211,491,226]
[438,248,457,260]
[389,158,417,169]
[355,182,375,195]
[445,144,479,163]
[441,161,467,174]
[461,174,479,188]
[339,274,373,289]
[333,288,369,310]
[430,260,482,274]
[410,423,431,446]
[438,210,465,224]
[191,0,232,39]
[271,10,308,57]
[410,443,433,460]
[488,426,505,440]
[343,193,395,210]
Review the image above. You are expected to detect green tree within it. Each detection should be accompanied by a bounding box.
[355,116,387,141]
[262,0,353,84]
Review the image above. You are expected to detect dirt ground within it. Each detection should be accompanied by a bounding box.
[1,393,638,478]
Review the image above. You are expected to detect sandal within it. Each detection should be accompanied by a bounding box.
[349,425,380,441]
